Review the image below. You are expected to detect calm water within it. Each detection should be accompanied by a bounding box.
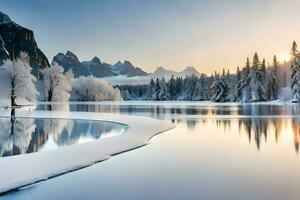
[3,102,300,200]
[0,117,126,157]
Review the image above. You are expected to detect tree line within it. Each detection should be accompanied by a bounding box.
[119,41,300,102]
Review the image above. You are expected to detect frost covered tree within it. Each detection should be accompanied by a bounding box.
[267,55,280,100]
[41,64,73,101]
[192,75,209,101]
[250,53,266,101]
[240,58,252,102]
[0,52,37,107]
[175,77,183,95]
[160,78,170,100]
[168,75,177,99]
[231,66,243,101]
[290,41,300,101]
[70,76,122,101]
[147,78,156,99]
[211,73,229,102]
[152,78,169,101]
[177,75,195,100]
[153,78,161,100]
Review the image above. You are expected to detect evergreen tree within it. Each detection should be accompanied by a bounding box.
[192,75,209,101]
[245,57,250,76]
[239,58,252,102]
[260,59,266,82]
[168,75,177,100]
[178,75,198,100]
[211,73,229,102]
[267,55,280,100]
[250,52,266,101]
[290,41,300,101]
[153,78,161,100]
[160,77,170,100]
[222,68,226,76]
[147,78,155,100]
[231,66,243,101]
[175,77,183,95]
[152,78,169,101]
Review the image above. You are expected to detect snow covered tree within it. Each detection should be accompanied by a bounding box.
[177,75,198,100]
[70,76,123,101]
[147,78,156,99]
[290,41,300,102]
[175,77,183,95]
[0,52,37,107]
[160,78,170,99]
[168,75,177,99]
[192,75,209,101]
[267,55,280,100]
[240,58,252,102]
[250,52,266,101]
[153,78,161,100]
[231,66,243,101]
[152,78,169,101]
[211,73,229,102]
[41,64,73,101]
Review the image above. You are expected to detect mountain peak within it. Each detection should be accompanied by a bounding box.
[156,66,165,71]
[152,66,175,78]
[183,66,198,73]
[0,11,12,25]
[91,56,101,65]
[180,66,200,76]
[65,50,79,61]
[114,60,123,66]
[154,66,169,73]
[123,60,133,66]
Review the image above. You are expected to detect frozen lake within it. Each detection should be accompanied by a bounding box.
[3,102,300,199]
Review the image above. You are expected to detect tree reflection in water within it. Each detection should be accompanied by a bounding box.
[0,112,35,156]
[35,103,300,154]
[212,118,300,153]
[0,109,125,157]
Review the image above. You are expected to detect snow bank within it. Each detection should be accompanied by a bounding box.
[0,110,174,193]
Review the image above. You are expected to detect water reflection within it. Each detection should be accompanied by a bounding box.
[197,118,300,153]
[38,103,300,119]
[36,102,300,154]
[0,117,126,157]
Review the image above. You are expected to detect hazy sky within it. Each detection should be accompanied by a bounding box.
[1,0,300,73]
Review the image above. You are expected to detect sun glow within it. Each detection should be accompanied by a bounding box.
[278,54,291,63]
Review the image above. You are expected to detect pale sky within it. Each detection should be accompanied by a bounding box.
[1,0,299,73]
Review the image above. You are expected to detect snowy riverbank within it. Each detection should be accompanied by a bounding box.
[0,110,174,194]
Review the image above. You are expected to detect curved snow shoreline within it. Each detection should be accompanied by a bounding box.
[0,110,174,194]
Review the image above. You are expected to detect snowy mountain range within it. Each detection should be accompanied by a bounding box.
[52,51,201,80]
[52,51,148,78]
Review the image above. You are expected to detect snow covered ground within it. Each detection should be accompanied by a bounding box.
[0,110,174,194]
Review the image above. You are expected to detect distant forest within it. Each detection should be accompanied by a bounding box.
[117,42,299,102]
